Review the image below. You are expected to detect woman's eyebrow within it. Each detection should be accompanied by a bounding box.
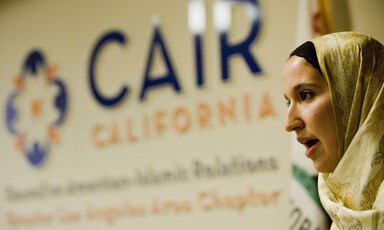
[294,83,320,91]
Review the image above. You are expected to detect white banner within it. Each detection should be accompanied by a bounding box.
[0,0,297,229]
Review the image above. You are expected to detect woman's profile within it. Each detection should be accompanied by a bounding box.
[283,31,384,229]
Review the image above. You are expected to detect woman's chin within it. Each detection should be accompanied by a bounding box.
[313,161,335,173]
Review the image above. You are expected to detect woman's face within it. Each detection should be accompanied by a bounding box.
[283,56,339,173]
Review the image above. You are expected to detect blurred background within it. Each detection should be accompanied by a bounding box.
[0,0,383,229]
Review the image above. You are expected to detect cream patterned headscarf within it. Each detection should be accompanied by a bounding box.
[312,32,384,229]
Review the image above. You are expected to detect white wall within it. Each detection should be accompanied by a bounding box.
[332,0,384,43]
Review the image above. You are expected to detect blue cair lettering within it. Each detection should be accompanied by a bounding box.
[218,0,263,81]
[89,31,129,107]
[140,26,181,101]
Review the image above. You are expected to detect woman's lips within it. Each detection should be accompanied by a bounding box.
[296,137,319,158]
[305,140,319,158]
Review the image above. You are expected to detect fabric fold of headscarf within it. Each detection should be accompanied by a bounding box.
[312,32,384,230]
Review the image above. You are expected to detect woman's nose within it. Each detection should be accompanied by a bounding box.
[284,105,304,132]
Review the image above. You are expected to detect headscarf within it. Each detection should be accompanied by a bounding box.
[311,32,384,229]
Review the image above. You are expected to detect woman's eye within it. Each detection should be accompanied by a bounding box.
[300,91,314,101]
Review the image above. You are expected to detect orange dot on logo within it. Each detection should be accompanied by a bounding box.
[47,64,57,82]
[48,126,59,143]
[15,134,24,151]
[13,75,23,90]
[31,100,42,117]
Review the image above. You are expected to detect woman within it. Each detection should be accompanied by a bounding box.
[283,31,384,229]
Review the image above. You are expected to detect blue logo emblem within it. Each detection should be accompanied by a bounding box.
[5,50,68,167]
